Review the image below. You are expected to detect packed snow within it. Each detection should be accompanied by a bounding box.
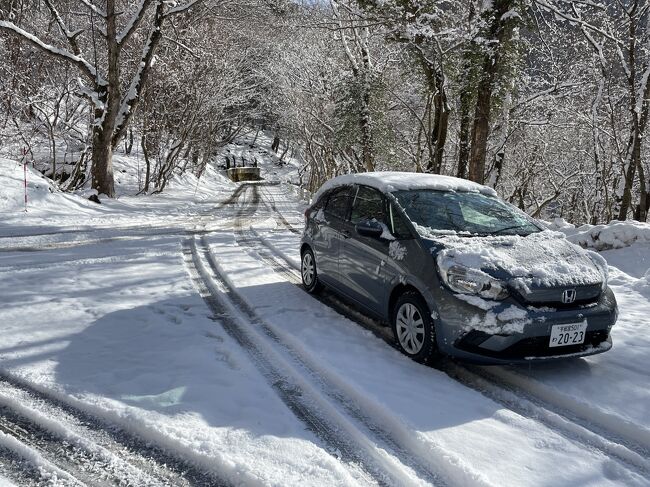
[435,231,605,287]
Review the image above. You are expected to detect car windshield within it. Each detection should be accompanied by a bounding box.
[393,189,541,236]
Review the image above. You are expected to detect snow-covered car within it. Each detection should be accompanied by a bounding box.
[299,172,618,364]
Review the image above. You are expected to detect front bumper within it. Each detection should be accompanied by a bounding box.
[435,287,618,365]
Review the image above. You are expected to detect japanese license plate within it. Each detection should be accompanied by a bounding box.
[549,322,588,348]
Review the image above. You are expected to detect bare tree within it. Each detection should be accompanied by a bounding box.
[0,0,200,197]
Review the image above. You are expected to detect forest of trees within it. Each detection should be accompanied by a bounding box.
[2,0,650,224]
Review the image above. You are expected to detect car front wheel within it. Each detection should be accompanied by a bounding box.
[391,291,438,364]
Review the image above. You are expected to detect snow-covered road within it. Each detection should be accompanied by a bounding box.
[0,155,649,485]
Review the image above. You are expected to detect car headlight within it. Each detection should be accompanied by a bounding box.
[438,263,509,300]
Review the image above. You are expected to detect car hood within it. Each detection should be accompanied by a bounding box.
[431,231,604,288]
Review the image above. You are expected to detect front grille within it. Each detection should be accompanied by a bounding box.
[457,330,609,361]
[511,282,602,307]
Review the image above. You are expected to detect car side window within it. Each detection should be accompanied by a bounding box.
[324,186,352,220]
[350,186,386,224]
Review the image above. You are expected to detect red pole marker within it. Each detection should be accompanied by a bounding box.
[22,147,28,212]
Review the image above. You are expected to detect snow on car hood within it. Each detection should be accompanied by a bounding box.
[435,231,604,288]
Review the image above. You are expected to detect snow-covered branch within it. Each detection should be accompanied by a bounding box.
[77,0,107,18]
[112,2,166,147]
[164,0,201,17]
[42,0,83,56]
[0,20,97,82]
[533,0,622,44]
[116,0,155,47]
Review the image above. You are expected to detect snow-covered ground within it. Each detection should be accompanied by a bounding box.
[1,136,649,486]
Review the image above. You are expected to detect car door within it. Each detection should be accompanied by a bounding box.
[310,185,353,286]
[338,185,396,316]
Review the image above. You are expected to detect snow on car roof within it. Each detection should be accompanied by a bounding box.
[313,171,497,202]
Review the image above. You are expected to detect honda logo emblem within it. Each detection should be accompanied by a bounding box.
[562,289,577,304]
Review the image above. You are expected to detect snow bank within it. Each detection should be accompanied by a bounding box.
[0,158,58,213]
[313,171,496,203]
[546,218,650,250]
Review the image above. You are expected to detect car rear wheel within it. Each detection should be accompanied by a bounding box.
[301,248,322,294]
[391,291,438,364]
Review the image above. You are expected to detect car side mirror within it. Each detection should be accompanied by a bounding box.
[355,219,384,239]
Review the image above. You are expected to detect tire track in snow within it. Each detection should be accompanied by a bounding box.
[0,371,227,486]
[181,235,398,487]
[237,185,650,483]
[0,224,184,241]
[0,186,243,252]
[442,364,650,475]
[212,185,472,485]
[0,228,223,253]
[473,365,650,454]
[249,215,650,481]
[0,405,111,486]
[0,249,177,274]
[197,238,455,486]
[257,184,301,234]
[0,234,171,253]
[0,443,48,486]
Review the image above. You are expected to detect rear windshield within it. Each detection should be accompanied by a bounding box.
[393,189,541,236]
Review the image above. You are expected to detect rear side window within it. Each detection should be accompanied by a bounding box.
[324,186,352,220]
[350,186,386,224]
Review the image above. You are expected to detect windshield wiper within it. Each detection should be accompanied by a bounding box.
[491,224,533,235]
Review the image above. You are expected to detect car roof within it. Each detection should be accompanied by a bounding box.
[313,171,497,202]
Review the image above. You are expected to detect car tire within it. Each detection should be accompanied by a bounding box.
[301,248,323,294]
[391,291,438,364]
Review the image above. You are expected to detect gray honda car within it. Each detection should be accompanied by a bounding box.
[299,172,618,364]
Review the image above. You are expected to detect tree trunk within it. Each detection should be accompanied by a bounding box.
[467,0,516,185]
[91,125,116,197]
[50,126,57,183]
[457,2,477,180]
[124,129,134,155]
[638,157,649,221]
[412,47,449,174]
[468,73,492,184]
[429,74,449,174]
[457,87,473,179]
[360,82,374,172]
[279,141,290,162]
[359,34,374,172]
[618,132,639,220]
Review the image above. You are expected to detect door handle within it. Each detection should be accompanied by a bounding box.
[341,230,351,239]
